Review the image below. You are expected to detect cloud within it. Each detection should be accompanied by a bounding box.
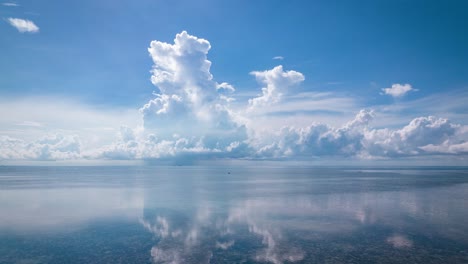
[250,109,374,158]
[4,109,465,162]
[241,91,360,132]
[142,31,242,133]
[0,134,81,160]
[248,110,468,159]
[2,2,18,6]
[248,65,305,109]
[0,96,141,153]
[420,141,468,154]
[134,31,250,161]
[1,31,468,163]
[6,17,39,33]
[216,82,235,93]
[15,121,43,127]
[381,83,415,97]
[363,116,467,157]
[273,56,284,60]
[90,126,250,163]
[372,89,468,128]
[258,110,373,158]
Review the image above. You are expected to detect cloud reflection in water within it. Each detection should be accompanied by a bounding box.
[139,181,468,264]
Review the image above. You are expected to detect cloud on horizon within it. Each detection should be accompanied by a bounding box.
[1,31,468,163]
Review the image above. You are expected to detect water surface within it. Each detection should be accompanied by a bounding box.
[0,166,467,263]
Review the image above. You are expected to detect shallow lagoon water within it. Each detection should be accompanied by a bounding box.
[0,166,467,263]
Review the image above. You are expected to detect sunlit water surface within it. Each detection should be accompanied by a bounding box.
[0,166,467,263]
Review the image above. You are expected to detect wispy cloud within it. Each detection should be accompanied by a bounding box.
[6,17,39,33]
[373,89,468,128]
[15,121,43,127]
[2,2,18,7]
[272,56,284,60]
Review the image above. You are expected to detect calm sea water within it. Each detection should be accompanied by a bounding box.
[0,166,467,263]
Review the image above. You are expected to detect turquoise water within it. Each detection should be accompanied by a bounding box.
[0,166,467,263]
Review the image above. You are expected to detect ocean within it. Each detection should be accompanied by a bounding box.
[0,166,467,263]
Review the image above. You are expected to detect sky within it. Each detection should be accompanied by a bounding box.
[1,0,468,165]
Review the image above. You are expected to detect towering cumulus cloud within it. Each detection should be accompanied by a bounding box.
[141,31,239,134]
[1,31,468,163]
[98,31,249,162]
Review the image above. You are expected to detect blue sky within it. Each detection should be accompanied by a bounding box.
[1,0,468,164]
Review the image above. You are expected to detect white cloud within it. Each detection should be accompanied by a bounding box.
[2,2,18,6]
[6,17,39,33]
[137,31,249,160]
[273,56,284,60]
[381,83,415,97]
[363,116,467,157]
[215,82,236,103]
[15,121,43,127]
[372,89,468,128]
[216,82,235,92]
[248,65,304,109]
[0,134,81,160]
[89,126,250,163]
[4,108,465,162]
[250,109,375,158]
[248,110,468,159]
[248,92,357,117]
[0,96,140,147]
[143,31,237,130]
[1,31,468,163]
[238,91,360,133]
[420,141,468,154]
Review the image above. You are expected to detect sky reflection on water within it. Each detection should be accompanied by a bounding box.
[0,166,467,263]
